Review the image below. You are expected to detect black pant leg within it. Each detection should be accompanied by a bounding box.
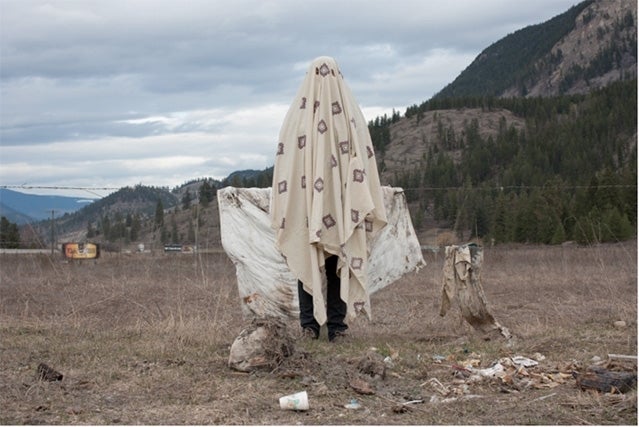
[325,255,347,337]
[298,280,319,336]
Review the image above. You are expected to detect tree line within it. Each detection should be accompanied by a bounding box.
[85,179,219,246]
[0,216,20,248]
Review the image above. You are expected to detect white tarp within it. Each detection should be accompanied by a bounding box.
[218,186,425,320]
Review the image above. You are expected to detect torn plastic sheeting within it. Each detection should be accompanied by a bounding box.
[218,186,426,320]
[511,356,539,367]
[471,363,506,378]
[467,356,539,379]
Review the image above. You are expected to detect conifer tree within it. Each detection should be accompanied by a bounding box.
[155,199,164,230]
[0,216,20,249]
[171,215,179,243]
[130,214,141,242]
[182,189,192,210]
[199,181,214,207]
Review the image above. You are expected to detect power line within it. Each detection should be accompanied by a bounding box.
[1,185,120,198]
[1,185,119,191]
[400,184,637,191]
[1,183,635,193]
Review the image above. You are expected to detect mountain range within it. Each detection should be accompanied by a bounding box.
[5,0,637,248]
[0,188,96,224]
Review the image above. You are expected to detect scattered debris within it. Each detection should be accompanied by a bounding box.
[511,356,539,368]
[36,363,63,382]
[383,356,395,368]
[357,351,386,380]
[386,343,400,360]
[469,362,505,380]
[608,353,637,363]
[279,391,309,411]
[344,399,361,410]
[349,377,375,395]
[532,352,546,362]
[392,403,408,413]
[613,320,627,328]
[429,394,484,404]
[423,378,450,396]
[421,352,591,398]
[432,350,637,396]
[387,399,421,413]
[529,392,557,403]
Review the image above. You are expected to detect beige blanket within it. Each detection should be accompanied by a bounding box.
[270,57,388,325]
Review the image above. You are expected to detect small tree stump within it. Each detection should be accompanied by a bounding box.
[574,366,637,393]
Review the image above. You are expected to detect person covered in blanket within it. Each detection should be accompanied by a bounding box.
[270,56,387,342]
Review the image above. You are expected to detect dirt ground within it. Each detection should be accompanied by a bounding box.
[0,241,636,425]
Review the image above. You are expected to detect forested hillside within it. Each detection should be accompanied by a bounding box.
[366,0,637,245]
[379,79,636,244]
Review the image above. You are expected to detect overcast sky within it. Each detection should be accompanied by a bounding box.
[1,0,579,198]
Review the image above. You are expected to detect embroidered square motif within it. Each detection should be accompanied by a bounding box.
[323,214,336,229]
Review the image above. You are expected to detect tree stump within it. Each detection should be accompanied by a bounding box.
[574,366,637,393]
[440,244,511,340]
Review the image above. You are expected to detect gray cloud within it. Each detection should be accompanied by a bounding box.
[0,0,578,196]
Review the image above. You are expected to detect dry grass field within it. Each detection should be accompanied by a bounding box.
[0,241,636,425]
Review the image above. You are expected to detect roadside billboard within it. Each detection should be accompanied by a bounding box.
[62,242,100,260]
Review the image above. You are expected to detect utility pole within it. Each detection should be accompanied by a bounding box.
[195,203,199,253]
[50,209,55,256]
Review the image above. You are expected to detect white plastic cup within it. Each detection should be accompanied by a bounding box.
[279,391,309,411]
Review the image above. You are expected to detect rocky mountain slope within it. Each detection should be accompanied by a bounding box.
[379,0,636,188]
[435,0,636,99]
[379,108,526,184]
[512,0,637,97]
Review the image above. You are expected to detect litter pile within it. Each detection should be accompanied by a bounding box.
[424,351,636,403]
[265,343,635,414]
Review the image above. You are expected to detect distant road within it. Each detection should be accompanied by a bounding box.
[0,248,228,256]
[0,249,52,254]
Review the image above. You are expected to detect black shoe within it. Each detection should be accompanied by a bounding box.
[328,329,348,342]
[302,327,319,340]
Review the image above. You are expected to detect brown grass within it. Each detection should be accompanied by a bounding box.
[0,242,636,425]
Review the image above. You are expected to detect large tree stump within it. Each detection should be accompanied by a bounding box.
[440,244,511,339]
